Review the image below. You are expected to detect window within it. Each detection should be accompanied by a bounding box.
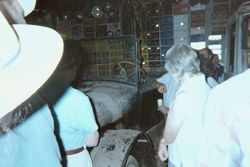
[208,34,222,60]
[208,44,222,59]
[243,16,250,67]
[191,41,206,50]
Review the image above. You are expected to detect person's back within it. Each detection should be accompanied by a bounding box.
[0,2,64,166]
[0,95,62,167]
[199,69,250,167]
[52,84,99,166]
[172,74,211,166]
[158,44,211,167]
[41,40,99,167]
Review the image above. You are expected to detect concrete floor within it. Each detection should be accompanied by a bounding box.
[146,118,167,167]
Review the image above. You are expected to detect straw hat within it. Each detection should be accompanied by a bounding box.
[0,11,64,118]
[17,0,37,16]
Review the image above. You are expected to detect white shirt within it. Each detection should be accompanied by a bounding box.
[199,69,250,167]
[168,74,211,166]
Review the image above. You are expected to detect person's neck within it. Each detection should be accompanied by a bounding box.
[181,73,193,84]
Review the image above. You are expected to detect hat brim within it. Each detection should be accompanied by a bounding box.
[17,0,37,16]
[0,24,63,118]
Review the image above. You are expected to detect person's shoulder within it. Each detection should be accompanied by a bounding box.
[162,72,171,78]
[156,72,171,81]
[214,69,249,89]
[67,86,89,99]
[211,69,250,98]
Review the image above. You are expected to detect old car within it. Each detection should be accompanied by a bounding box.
[76,36,162,167]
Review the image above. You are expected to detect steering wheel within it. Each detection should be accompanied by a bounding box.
[113,61,146,82]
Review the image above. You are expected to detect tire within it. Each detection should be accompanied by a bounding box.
[125,155,139,167]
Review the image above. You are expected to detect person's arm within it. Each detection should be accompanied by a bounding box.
[163,92,190,143]
[86,130,99,147]
[151,80,166,93]
[158,92,190,162]
[151,80,163,89]
[74,90,99,147]
[158,105,169,114]
[158,137,169,161]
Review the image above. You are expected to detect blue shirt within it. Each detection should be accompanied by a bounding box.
[156,73,180,108]
[53,87,98,151]
[0,102,61,167]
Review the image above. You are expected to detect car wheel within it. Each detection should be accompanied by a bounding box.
[125,155,139,167]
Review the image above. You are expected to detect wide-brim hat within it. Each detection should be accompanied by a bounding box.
[0,11,64,118]
[17,0,37,16]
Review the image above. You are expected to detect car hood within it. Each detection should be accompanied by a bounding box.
[78,81,138,127]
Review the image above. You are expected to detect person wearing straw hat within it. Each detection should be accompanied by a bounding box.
[0,0,36,24]
[0,1,64,166]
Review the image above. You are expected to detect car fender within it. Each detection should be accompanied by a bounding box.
[90,129,156,167]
